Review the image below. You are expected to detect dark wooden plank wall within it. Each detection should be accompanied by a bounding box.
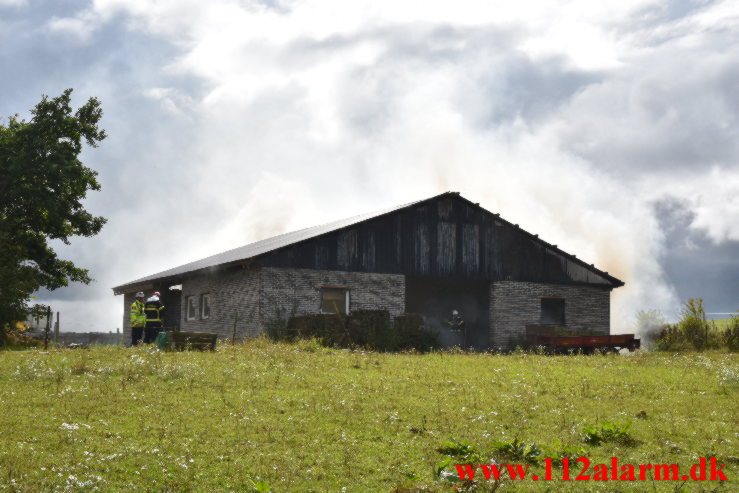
[260,195,612,285]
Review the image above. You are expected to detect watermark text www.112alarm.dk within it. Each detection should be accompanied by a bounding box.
[455,457,728,482]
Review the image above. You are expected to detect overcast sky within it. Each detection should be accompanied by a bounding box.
[2,0,738,332]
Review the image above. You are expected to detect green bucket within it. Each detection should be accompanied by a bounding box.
[155,331,169,350]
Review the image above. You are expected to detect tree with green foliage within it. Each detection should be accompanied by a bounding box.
[0,89,106,343]
[654,298,739,351]
[679,298,710,350]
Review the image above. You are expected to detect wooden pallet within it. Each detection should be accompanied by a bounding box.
[167,331,217,351]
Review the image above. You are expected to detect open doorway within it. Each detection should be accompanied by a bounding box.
[162,285,182,330]
[405,276,490,350]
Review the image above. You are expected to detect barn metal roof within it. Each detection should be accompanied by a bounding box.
[113,191,623,294]
[112,194,431,294]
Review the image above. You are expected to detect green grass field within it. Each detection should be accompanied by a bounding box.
[0,340,737,492]
[711,318,738,330]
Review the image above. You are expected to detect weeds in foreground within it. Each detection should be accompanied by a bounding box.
[437,439,478,460]
[492,438,542,463]
[582,421,634,446]
[248,479,271,493]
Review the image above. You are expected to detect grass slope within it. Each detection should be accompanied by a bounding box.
[711,318,737,330]
[0,340,737,492]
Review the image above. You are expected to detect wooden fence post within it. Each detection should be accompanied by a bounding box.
[44,306,51,350]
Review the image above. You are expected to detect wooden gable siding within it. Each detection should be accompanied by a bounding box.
[258,195,612,285]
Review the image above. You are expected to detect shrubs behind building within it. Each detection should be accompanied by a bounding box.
[651,299,739,352]
[266,309,440,352]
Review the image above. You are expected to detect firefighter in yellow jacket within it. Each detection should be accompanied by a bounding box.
[130,292,146,346]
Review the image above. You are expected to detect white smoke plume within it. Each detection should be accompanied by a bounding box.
[4,0,738,332]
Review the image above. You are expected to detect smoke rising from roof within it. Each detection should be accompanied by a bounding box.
[2,0,737,332]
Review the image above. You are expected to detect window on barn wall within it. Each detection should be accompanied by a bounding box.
[200,293,211,319]
[320,287,350,315]
[540,297,565,325]
[186,296,197,321]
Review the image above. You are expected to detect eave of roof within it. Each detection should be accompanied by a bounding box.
[113,191,624,294]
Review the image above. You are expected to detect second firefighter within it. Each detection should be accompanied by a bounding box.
[144,291,165,343]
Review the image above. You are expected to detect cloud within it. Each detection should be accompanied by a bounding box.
[1,0,737,332]
[46,12,99,41]
[654,197,739,313]
[0,0,28,7]
[684,168,739,243]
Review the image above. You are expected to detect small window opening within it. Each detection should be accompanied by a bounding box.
[321,288,349,315]
[200,293,211,319]
[186,296,198,321]
[540,297,565,325]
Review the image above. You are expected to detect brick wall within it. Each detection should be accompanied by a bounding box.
[260,267,405,325]
[121,267,404,342]
[176,267,405,338]
[179,268,260,340]
[490,281,611,349]
[122,273,610,348]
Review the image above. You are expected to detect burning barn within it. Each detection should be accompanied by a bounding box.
[112,192,624,349]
